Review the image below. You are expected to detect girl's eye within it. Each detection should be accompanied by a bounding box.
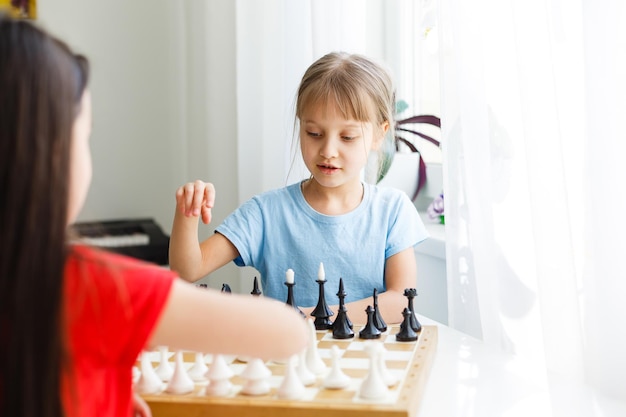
[306,131,322,138]
[342,135,356,141]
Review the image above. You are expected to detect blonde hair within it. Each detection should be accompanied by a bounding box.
[296,52,395,140]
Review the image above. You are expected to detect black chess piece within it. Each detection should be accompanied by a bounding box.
[359,305,382,339]
[372,288,387,332]
[335,278,353,329]
[403,288,422,332]
[396,307,418,342]
[196,283,208,289]
[311,278,334,330]
[251,276,262,296]
[285,275,306,318]
[332,278,354,339]
[221,283,232,293]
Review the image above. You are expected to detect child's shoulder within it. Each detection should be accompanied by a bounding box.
[366,182,411,203]
[66,245,176,300]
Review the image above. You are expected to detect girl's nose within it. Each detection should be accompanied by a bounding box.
[319,138,338,159]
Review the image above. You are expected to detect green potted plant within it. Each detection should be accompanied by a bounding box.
[376,100,441,202]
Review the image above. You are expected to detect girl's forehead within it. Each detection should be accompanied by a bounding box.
[301,96,374,123]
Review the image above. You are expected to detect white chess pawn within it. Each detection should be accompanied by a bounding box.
[205,354,234,397]
[187,352,209,382]
[165,351,195,394]
[377,345,398,387]
[323,345,351,389]
[358,342,389,400]
[240,358,271,395]
[277,355,306,400]
[154,346,174,382]
[296,348,316,386]
[305,319,327,374]
[135,351,163,395]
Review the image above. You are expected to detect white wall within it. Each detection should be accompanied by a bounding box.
[38,0,243,291]
[36,1,446,300]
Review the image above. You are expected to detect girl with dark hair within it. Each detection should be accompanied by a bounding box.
[0,14,308,417]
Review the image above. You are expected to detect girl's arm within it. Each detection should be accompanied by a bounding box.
[169,180,239,282]
[149,279,309,361]
[300,248,417,325]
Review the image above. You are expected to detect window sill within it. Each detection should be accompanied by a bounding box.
[417,211,446,260]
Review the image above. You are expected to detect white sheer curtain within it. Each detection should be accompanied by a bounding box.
[235,0,417,200]
[440,0,626,402]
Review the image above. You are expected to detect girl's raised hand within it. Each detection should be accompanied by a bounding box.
[175,180,215,224]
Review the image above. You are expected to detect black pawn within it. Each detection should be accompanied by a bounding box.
[311,279,333,330]
[285,279,306,318]
[332,278,354,339]
[403,288,422,332]
[396,307,418,342]
[371,288,387,332]
[221,283,232,293]
[251,276,262,296]
[196,283,208,289]
[359,305,381,339]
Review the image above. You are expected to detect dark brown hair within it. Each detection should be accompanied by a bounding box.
[0,14,89,417]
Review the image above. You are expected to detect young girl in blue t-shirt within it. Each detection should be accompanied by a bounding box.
[170,52,428,324]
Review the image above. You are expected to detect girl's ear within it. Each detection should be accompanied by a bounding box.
[371,120,390,151]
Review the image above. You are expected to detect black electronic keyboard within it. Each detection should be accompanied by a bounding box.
[72,218,169,265]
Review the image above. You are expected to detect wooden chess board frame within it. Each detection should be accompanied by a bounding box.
[140,325,438,417]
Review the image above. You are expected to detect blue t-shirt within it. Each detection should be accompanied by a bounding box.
[215,182,428,307]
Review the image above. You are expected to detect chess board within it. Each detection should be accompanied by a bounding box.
[138,325,437,417]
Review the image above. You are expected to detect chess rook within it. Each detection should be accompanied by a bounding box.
[403,288,422,333]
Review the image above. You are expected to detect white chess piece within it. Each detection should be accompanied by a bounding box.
[132,365,140,385]
[296,348,316,386]
[135,351,163,395]
[318,262,325,281]
[205,354,234,397]
[165,351,195,394]
[323,345,351,389]
[358,342,389,400]
[277,355,306,400]
[187,352,209,382]
[377,345,398,387]
[154,346,174,382]
[305,318,327,374]
[240,358,272,395]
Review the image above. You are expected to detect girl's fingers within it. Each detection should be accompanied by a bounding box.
[184,183,196,214]
[204,183,215,208]
[201,206,212,224]
[176,181,215,218]
[191,180,208,216]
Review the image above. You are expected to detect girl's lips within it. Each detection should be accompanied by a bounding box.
[318,164,339,175]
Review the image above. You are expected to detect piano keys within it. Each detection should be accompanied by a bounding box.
[72,218,170,266]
